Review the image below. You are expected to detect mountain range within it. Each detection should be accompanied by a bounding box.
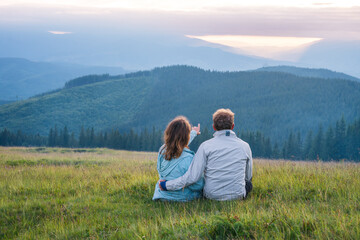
[1,57,359,104]
[2,27,359,78]
[0,58,126,101]
[298,40,360,79]
[1,65,359,142]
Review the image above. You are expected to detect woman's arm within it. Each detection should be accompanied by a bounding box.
[188,130,197,145]
[189,123,200,145]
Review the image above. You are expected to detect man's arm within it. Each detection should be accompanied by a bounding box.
[187,176,204,192]
[160,143,207,191]
[245,144,253,181]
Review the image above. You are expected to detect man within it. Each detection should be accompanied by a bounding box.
[159,108,253,201]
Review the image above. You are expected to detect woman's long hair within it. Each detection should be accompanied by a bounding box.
[162,116,191,160]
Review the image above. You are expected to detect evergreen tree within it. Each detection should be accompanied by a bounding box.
[90,127,95,147]
[48,128,54,147]
[254,131,265,157]
[303,131,313,159]
[311,125,325,160]
[346,119,360,160]
[63,126,69,147]
[79,126,86,147]
[263,138,272,158]
[295,132,302,159]
[325,126,335,161]
[69,132,76,148]
[334,117,346,160]
[272,143,280,159]
[54,125,59,147]
[85,128,91,147]
[104,132,108,147]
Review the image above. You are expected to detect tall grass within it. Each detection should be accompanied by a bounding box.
[0,147,359,239]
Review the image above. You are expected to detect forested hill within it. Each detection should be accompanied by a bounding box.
[1,65,360,141]
[254,66,359,82]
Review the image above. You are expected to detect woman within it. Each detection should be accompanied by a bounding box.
[152,116,204,202]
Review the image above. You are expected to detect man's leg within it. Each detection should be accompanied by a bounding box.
[245,180,253,196]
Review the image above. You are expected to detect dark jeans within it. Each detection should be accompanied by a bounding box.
[245,180,253,197]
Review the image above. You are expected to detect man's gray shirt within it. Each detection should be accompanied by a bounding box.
[165,130,253,201]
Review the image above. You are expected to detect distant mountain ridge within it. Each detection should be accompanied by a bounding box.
[1,30,359,77]
[1,65,359,142]
[64,65,359,91]
[0,30,290,72]
[2,56,358,103]
[298,40,360,79]
[0,100,13,106]
[0,58,127,100]
[253,66,359,82]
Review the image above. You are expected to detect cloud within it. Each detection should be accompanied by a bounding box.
[48,31,72,34]
[1,4,359,41]
[312,2,333,6]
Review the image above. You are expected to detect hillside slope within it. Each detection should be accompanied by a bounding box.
[0,58,127,100]
[1,66,360,140]
[0,75,154,135]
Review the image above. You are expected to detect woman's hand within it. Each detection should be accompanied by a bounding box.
[192,123,201,135]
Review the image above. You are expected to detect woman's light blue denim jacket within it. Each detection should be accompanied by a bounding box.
[152,130,204,202]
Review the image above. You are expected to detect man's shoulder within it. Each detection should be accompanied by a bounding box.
[192,138,213,154]
[235,137,250,147]
[235,137,252,150]
[207,135,249,144]
[199,137,215,147]
[199,135,251,150]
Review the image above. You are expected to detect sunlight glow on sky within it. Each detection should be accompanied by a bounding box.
[188,35,322,48]
[187,35,323,60]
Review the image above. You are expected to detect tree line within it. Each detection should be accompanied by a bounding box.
[0,116,359,161]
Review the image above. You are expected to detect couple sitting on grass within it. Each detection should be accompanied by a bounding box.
[153,108,253,202]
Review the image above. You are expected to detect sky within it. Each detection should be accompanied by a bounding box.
[1,0,359,9]
[0,0,359,61]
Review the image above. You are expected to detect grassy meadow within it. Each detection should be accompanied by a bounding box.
[0,147,359,239]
